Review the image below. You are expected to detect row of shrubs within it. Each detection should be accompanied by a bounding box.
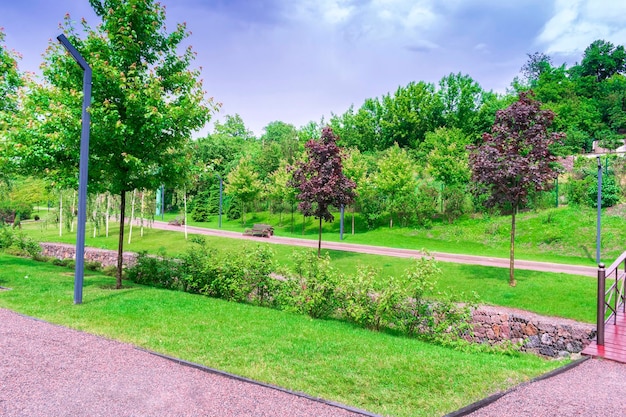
[126,236,479,347]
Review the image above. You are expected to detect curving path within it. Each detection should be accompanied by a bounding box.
[151,221,597,277]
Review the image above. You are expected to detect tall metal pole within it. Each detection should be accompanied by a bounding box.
[57,34,91,305]
[597,263,606,346]
[596,156,602,264]
[340,205,344,240]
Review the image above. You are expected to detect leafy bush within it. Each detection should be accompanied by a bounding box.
[85,261,102,271]
[338,267,403,331]
[126,250,183,289]
[0,225,41,258]
[390,256,475,344]
[414,184,439,227]
[278,252,339,319]
[588,175,621,208]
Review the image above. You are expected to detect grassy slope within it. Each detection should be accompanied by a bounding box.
[0,253,564,417]
[22,214,598,323]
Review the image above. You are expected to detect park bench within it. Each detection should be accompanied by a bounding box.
[243,223,274,238]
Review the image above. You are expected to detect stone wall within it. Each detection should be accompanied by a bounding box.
[470,305,595,357]
[40,242,137,268]
[38,243,596,357]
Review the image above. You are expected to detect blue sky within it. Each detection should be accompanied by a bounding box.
[2,0,626,136]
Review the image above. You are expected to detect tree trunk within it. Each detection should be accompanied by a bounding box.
[318,216,322,257]
[128,189,135,245]
[105,193,110,238]
[509,207,517,287]
[116,190,127,289]
[59,192,63,237]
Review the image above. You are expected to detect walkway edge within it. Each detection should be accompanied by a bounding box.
[138,347,383,417]
[443,356,591,417]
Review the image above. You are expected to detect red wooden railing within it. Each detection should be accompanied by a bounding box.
[596,252,626,345]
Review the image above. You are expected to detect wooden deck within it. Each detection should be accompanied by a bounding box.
[583,310,626,363]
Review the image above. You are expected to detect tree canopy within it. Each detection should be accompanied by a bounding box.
[469,91,564,286]
[9,0,215,286]
[289,126,356,256]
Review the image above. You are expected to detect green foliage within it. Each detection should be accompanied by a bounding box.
[0,225,41,258]
[415,183,439,228]
[126,250,183,289]
[374,143,418,228]
[278,252,339,319]
[225,156,262,224]
[588,174,621,207]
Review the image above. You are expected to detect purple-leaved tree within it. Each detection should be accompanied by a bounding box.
[469,91,564,287]
[289,126,356,256]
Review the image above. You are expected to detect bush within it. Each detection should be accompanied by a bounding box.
[278,252,339,319]
[414,184,439,227]
[588,175,621,208]
[0,226,41,258]
[85,261,102,271]
[389,256,474,343]
[126,250,183,289]
[338,266,403,331]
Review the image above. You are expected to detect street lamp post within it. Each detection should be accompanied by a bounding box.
[57,34,91,305]
[596,156,603,264]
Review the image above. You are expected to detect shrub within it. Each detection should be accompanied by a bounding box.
[126,250,182,289]
[588,175,621,208]
[0,226,41,258]
[338,266,403,331]
[85,261,102,271]
[389,256,474,344]
[278,252,339,319]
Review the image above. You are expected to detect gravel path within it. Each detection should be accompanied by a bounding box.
[0,309,373,417]
[459,358,626,417]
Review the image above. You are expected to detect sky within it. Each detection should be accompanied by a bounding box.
[2,0,626,137]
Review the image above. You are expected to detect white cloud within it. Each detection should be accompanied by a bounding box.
[538,0,626,57]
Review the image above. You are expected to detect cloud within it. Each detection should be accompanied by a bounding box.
[538,0,626,58]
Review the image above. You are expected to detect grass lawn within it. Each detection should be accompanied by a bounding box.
[21,220,598,323]
[147,204,625,266]
[0,253,566,417]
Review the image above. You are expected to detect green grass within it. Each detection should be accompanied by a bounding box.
[20,218,598,322]
[151,205,624,266]
[0,253,566,417]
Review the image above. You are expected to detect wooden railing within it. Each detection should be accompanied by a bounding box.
[597,252,626,345]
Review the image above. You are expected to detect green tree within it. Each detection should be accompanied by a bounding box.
[225,156,263,225]
[577,39,626,82]
[437,73,484,136]
[342,147,369,234]
[374,143,418,228]
[0,29,24,186]
[11,1,214,287]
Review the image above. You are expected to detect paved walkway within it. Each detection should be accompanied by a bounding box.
[0,309,375,417]
[150,221,597,277]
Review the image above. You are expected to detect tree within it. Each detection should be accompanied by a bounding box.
[0,29,24,185]
[520,52,553,86]
[469,92,564,286]
[578,40,626,82]
[289,126,356,256]
[225,156,262,225]
[437,73,484,136]
[11,1,215,288]
[373,143,417,228]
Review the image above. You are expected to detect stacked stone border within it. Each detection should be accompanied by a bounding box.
[39,242,595,358]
